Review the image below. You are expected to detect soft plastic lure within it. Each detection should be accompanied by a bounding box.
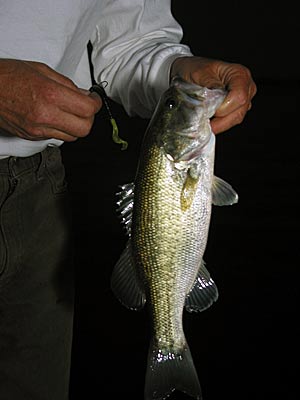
[89,83,128,150]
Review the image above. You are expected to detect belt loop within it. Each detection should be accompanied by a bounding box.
[36,148,47,181]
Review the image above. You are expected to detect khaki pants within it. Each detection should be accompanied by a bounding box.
[0,146,74,400]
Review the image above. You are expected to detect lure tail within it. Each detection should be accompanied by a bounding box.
[144,339,202,400]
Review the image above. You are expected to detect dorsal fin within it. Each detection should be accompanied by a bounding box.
[116,182,135,236]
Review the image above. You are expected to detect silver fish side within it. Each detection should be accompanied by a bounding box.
[112,77,238,400]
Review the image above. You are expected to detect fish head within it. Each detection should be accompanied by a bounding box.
[150,77,226,164]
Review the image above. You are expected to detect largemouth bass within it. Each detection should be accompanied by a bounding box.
[112,77,238,400]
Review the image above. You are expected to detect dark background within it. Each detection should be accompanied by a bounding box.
[62,2,299,399]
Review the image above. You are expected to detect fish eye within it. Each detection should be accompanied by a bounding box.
[165,98,177,109]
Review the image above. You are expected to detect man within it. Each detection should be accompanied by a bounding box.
[0,1,256,399]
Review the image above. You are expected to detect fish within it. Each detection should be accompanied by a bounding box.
[111,76,238,400]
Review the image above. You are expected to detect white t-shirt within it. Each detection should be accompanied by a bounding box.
[0,0,192,158]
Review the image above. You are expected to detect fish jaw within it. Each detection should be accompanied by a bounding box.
[147,78,225,165]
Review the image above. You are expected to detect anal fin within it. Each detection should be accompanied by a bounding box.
[185,260,218,312]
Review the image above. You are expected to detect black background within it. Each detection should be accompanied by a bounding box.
[62,2,299,399]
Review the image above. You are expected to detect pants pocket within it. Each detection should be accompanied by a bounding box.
[0,178,21,286]
[44,147,68,196]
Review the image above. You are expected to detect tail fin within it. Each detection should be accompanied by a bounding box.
[144,340,202,400]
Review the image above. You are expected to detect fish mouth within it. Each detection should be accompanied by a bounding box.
[160,78,224,164]
[174,128,200,139]
[172,76,227,118]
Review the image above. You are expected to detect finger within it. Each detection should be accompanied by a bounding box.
[33,128,80,142]
[210,104,249,134]
[22,129,79,142]
[0,116,77,142]
[29,110,97,140]
[19,122,87,142]
[46,84,102,118]
[215,84,250,118]
[88,91,103,111]
[52,109,97,138]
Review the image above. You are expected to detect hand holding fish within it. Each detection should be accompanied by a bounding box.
[0,59,102,141]
[170,56,257,134]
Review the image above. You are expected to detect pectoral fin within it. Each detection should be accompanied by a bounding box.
[185,260,218,312]
[111,240,146,310]
[181,171,199,211]
[212,176,238,206]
